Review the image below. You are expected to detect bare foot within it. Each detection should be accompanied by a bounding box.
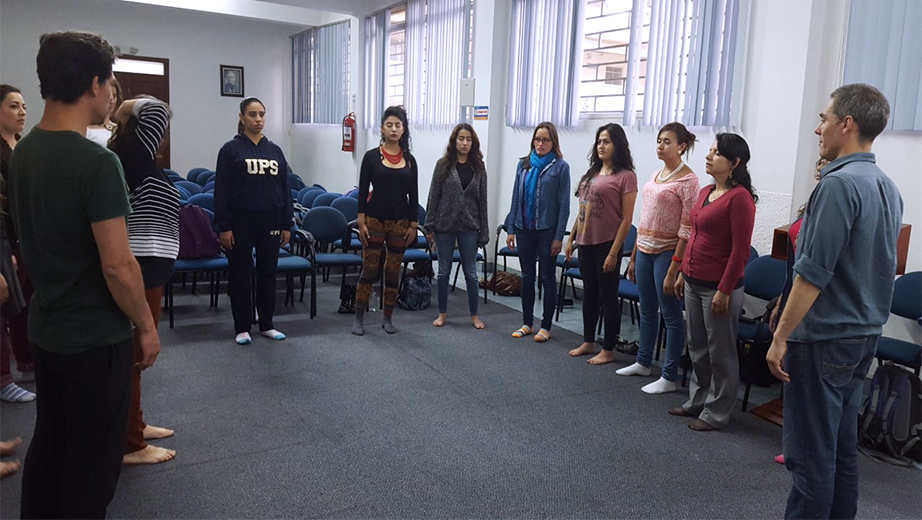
[688,418,717,431]
[0,460,21,478]
[588,350,616,365]
[668,406,694,417]
[432,313,447,327]
[143,425,174,440]
[123,445,176,465]
[0,438,22,456]
[568,342,596,357]
[471,316,485,329]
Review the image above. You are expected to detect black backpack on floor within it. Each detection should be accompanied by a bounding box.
[858,362,922,466]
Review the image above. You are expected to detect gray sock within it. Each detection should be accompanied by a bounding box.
[352,309,365,336]
[382,315,398,334]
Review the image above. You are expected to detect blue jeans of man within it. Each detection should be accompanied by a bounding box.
[514,227,556,330]
[434,231,480,316]
[783,336,877,519]
[635,250,685,381]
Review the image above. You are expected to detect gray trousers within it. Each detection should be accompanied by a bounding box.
[682,281,744,428]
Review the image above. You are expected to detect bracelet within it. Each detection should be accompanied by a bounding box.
[672,255,682,263]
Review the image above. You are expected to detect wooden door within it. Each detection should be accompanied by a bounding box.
[114,56,171,169]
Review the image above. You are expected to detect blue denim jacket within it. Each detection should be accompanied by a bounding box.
[504,156,571,241]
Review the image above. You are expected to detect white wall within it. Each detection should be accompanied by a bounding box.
[0,0,304,176]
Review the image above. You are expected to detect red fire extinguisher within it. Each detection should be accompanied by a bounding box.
[342,112,356,152]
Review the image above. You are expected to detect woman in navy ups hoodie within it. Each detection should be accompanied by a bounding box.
[215,97,293,345]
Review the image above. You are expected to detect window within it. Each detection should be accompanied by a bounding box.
[366,0,474,125]
[580,0,649,115]
[292,20,351,124]
[577,0,746,127]
[387,6,406,107]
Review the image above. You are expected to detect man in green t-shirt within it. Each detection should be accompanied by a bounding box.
[9,31,160,519]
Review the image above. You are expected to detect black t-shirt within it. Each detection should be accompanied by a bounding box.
[457,161,474,191]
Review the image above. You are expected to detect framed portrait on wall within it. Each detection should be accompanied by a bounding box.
[220,65,244,97]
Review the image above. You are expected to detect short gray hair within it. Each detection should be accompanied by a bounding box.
[829,83,890,142]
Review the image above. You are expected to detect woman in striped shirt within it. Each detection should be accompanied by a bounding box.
[619,123,699,394]
[109,95,179,465]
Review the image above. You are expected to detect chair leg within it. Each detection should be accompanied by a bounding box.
[310,270,317,319]
[655,314,665,362]
[167,281,174,328]
[741,382,752,412]
[452,261,460,291]
[482,254,488,304]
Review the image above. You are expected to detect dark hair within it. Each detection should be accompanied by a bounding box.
[657,122,696,156]
[238,97,265,134]
[1,84,21,104]
[37,31,115,104]
[522,121,562,169]
[110,77,123,117]
[108,95,171,155]
[715,133,757,203]
[380,105,412,165]
[829,83,890,142]
[439,123,484,180]
[576,123,634,197]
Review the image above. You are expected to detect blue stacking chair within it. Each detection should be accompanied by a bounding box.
[176,185,191,201]
[203,181,215,193]
[163,168,180,179]
[187,167,210,183]
[311,192,341,208]
[876,271,922,375]
[492,213,518,295]
[330,197,363,253]
[312,183,326,191]
[187,193,215,213]
[198,170,216,187]
[174,180,202,196]
[296,207,364,318]
[299,188,325,209]
[166,206,228,328]
[288,173,306,192]
[736,255,787,410]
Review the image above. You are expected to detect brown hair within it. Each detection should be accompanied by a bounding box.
[439,123,484,180]
[657,122,696,156]
[523,121,562,169]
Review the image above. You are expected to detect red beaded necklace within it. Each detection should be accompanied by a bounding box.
[380,145,403,165]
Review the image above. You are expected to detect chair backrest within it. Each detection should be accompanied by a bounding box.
[187,193,215,212]
[176,185,191,201]
[331,196,359,222]
[312,192,341,208]
[288,172,306,191]
[743,255,787,301]
[163,168,180,178]
[312,183,326,191]
[299,189,324,208]
[187,167,210,183]
[174,180,202,196]
[301,206,348,244]
[622,225,637,255]
[296,186,314,203]
[347,190,360,200]
[417,204,427,226]
[203,181,215,193]
[891,271,922,320]
[198,170,216,186]
[291,189,300,201]
[748,246,759,264]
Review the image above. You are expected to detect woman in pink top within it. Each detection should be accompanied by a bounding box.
[619,123,699,393]
[669,133,757,431]
[565,123,637,365]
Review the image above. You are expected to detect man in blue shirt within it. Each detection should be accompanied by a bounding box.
[767,83,903,519]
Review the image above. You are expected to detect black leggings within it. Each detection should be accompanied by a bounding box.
[577,241,622,350]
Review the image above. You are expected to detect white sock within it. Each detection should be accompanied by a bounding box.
[1,383,36,403]
[260,329,286,340]
[642,377,677,394]
[235,332,252,345]
[615,362,651,377]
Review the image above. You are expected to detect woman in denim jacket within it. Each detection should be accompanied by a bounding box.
[505,122,570,343]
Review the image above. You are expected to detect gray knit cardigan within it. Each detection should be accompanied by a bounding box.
[425,157,490,247]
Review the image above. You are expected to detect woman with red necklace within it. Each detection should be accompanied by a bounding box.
[353,106,419,336]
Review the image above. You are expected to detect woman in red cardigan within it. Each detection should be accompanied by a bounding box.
[669,133,757,431]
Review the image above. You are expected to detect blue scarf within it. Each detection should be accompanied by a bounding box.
[522,150,555,229]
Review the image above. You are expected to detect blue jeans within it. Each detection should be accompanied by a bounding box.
[434,231,480,315]
[635,250,685,381]
[514,227,556,330]
[783,336,877,520]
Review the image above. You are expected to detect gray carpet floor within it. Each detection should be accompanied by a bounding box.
[1,277,920,519]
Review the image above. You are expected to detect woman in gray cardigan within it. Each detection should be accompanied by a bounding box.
[426,124,490,329]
